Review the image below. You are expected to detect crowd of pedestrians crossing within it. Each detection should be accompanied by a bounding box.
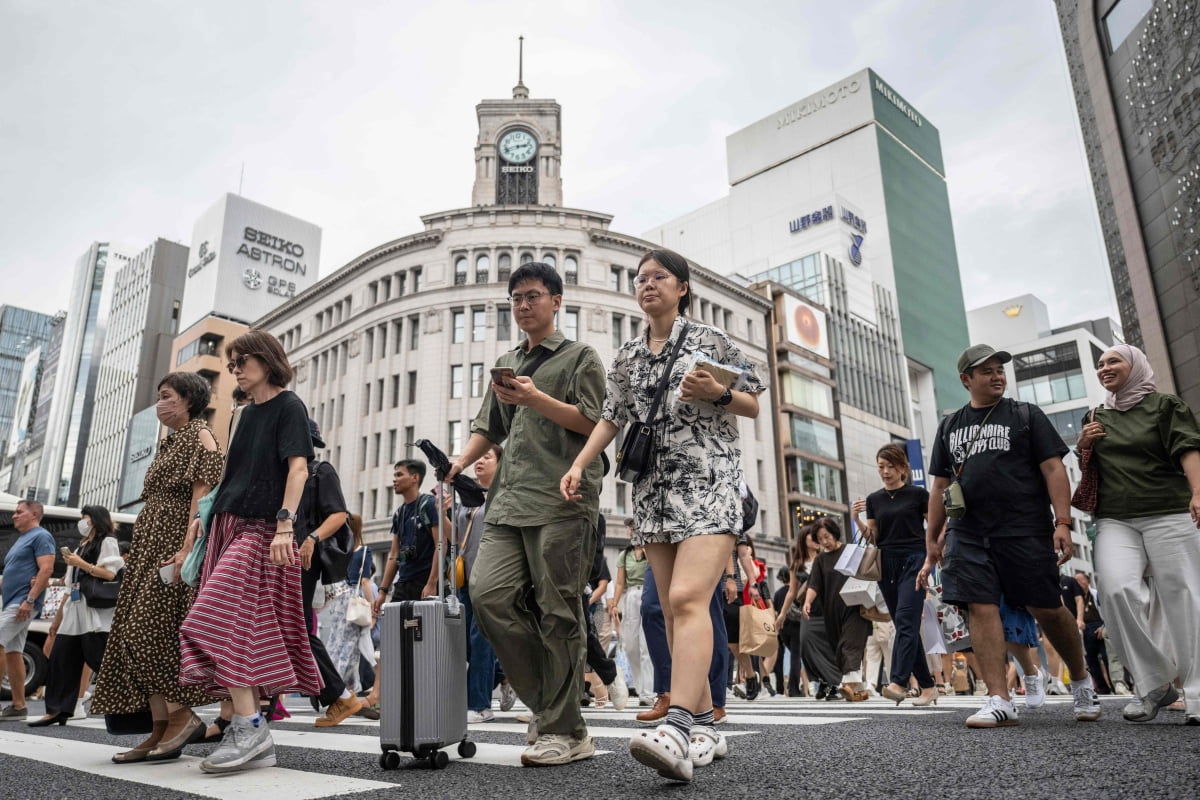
[2,249,1198,784]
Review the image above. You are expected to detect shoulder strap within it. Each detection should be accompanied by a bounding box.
[954,401,1001,478]
[646,323,690,425]
[460,507,480,551]
[520,339,576,378]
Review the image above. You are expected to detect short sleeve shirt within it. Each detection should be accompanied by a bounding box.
[865,484,929,551]
[929,398,1067,538]
[617,548,648,587]
[471,332,607,528]
[391,494,437,583]
[601,316,766,542]
[213,390,315,519]
[296,461,350,541]
[2,526,56,611]
[346,546,376,585]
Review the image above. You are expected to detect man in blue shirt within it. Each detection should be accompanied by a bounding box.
[1,500,56,721]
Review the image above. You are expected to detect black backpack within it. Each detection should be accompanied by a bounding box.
[741,485,759,532]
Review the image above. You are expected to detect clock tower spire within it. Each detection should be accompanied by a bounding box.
[471,37,562,207]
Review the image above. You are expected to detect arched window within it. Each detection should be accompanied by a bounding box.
[497,252,512,281]
[476,254,490,284]
[520,252,534,265]
[564,255,578,285]
[542,253,556,270]
[454,256,468,286]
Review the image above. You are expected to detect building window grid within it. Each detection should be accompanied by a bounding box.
[409,316,420,350]
[470,363,485,397]
[407,371,417,405]
[472,308,486,342]
[455,256,468,286]
[476,254,490,284]
[497,307,512,341]
[376,378,384,412]
[452,310,465,344]
[450,365,464,398]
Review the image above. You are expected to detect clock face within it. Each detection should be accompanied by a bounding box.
[498,130,538,164]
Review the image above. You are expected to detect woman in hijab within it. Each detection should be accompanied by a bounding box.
[1076,344,1200,726]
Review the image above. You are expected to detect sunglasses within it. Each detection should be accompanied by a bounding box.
[226,353,261,373]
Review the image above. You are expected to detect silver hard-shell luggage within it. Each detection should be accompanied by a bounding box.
[378,481,475,770]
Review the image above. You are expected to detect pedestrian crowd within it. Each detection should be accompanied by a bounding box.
[2,250,1197,784]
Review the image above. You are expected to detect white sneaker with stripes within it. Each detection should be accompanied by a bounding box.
[966,695,1019,728]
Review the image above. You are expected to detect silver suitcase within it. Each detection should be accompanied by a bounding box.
[378,483,475,770]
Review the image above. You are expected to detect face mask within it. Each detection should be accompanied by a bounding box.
[77,518,90,535]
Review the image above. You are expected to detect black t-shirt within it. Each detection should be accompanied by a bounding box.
[296,461,350,542]
[1059,575,1084,612]
[865,483,929,550]
[929,398,1068,538]
[391,493,437,583]
[214,391,315,520]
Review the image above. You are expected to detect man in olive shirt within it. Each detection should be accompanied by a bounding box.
[448,261,606,768]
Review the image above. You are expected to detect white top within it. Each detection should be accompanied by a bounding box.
[59,537,125,636]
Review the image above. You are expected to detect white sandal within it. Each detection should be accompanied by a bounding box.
[629,725,693,782]
[687,725,727,766]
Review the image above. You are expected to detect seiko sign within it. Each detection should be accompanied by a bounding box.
[500,165,535,173]
[235,227,309,275]
[129,446,153,463]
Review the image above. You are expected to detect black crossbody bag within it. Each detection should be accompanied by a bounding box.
[616,323,690,484]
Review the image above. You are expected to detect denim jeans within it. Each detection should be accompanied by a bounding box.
[641,564,728,707]
[458,586,499,713]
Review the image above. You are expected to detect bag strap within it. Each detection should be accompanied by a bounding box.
[520,338,576,378]
[460,507,480,553]
[645,322,691,426]
[953,401,1001,478]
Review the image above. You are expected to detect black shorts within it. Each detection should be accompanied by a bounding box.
[723,599,742,645]
[940,532,1061,610]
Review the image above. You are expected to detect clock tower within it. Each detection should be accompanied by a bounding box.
[471,43,563,207]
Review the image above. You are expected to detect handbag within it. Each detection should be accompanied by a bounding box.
[839,576,879,607]
[738,599,778,657]
[305,461,355,583]
[345,546,374,627]
[855,541,881,582]
[79,569,122,609]
[1071,407,1100,513]
[616,323,690,483]
[455,508,480,587]
[834,541,865,577]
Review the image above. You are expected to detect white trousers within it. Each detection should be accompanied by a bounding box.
[1095,513,1200,713]
[621,586,654,694]
[864,621,894,687]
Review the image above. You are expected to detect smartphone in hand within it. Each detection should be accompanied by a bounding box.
[158,562,178,585]
[490,367,516,387]
[60,546,72,558]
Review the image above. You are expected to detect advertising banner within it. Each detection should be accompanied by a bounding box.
[782,294,830,360]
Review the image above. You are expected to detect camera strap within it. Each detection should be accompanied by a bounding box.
[953,401,1000,478]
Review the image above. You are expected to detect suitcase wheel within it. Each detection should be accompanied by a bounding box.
[430,750,450,770]
[379,751,402,771]
[457,739,476,759]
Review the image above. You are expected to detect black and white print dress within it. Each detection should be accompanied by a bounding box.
[602,315,766,545]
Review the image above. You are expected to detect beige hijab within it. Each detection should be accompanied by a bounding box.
[1104,344,1157,411]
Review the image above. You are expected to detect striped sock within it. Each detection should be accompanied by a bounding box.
[693,708,715,727]
[664,706,693,739]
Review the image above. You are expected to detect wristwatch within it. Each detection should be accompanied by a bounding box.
[306,532,320,544]
[714,387,734,406]
[1054,517,1072,528]
[276,508,297,523]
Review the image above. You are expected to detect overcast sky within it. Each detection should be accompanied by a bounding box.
[0,0,1119,330]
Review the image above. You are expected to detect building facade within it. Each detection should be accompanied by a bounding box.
[0,306,53,466]
[643,68,970,514]
[967,294,1122,576]
[256,81,784,567]
[78,238,188,509]
[1054,0,1200,408]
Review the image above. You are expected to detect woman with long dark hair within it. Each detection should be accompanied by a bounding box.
[28,505,123,726]
[802,517,873,701]
[774,525,824,696]
[178,329,321,773]
[850,443,937,706]
[562,248,765,782]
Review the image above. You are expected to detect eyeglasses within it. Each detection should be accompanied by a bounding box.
[226,354,260,373]
[634,272,674,286]
[507,291,550,307]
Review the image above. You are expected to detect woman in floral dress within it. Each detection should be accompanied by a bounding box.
[562,248,764,782]
[91,372,223,763]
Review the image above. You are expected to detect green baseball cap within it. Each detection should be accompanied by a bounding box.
[957,344,1012,374]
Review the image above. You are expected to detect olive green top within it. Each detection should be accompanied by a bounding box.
[472,331,606,527]
[617,548,647,587]
[1089,393,1200,519]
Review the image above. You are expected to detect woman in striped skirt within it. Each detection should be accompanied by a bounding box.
[178,329,321,774]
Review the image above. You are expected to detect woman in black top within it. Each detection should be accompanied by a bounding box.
[851,443,936,706]
[177,329,320,774]
[802,517,873,701]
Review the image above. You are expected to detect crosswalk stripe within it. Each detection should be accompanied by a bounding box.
[0,729,396,799]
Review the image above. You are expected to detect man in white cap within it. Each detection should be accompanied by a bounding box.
[918,344,1102,728]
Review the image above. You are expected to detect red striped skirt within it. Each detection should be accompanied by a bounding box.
[178,512,323,699]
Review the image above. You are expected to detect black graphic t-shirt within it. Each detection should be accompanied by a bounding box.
[929,398,1067,538]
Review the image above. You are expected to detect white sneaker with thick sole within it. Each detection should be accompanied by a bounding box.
[606,670,629,711]
[1023,671,1046,709]
[1123,683,1178,722]
[687,725,727,767]
[1073,681,1102,722]
[467,709,495,724]
[200,717,275,773]
[520,733,595,767]
[638,693,656,707]
[629,725,693,782]
[966,695,1019,728]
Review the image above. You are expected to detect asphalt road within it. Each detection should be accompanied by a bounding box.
[1,692,1196,799]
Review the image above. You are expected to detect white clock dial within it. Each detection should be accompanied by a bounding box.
[498,130,538,165]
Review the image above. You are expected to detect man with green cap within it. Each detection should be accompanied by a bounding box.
[917,344,1102,728]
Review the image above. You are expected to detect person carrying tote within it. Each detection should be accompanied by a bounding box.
[177,329,322,774]
[850,444,938,707]
[1079,344,1200,726]
[561,248,765,783]
[29,506,124,727]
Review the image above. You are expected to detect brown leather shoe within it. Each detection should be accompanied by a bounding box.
[840,684,870,702]
[112,720,169,763]
[315,695,364,728]
[146,709,204,761]
[713,706,727,725]
[635,692,669,725]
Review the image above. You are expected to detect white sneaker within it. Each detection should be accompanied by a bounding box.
[965,695,1019,728]
[687,725,727,766]
[200,716,276,773]
[1023,671,1046,709]
[467,709,495,724]
[1072,679,1102,722]
[498,682,517,712]
[606,670,629,711]
[638,693,656,707]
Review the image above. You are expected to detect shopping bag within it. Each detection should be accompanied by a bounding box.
[929,573,971,652]
[839,577,878,607]
[855,543,881,582]
[738,601,778,657]
[834,543,865,577]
